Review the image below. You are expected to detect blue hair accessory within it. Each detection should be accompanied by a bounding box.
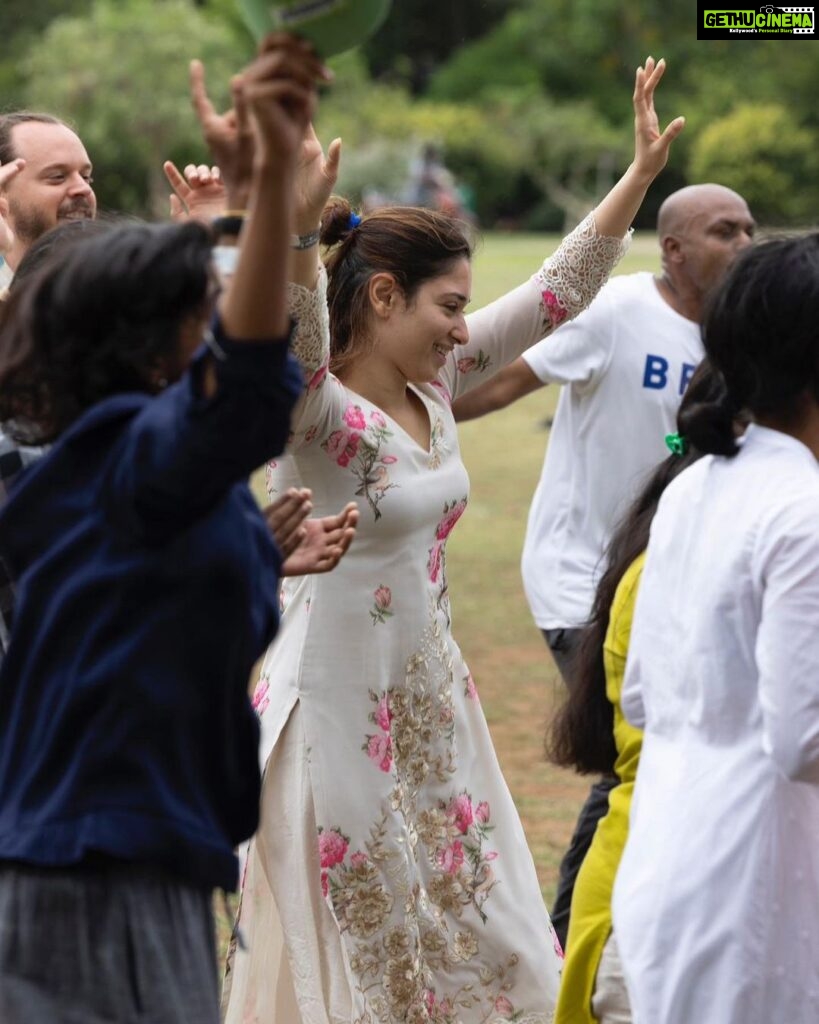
[665,432,689,457]
[348,211,362,231]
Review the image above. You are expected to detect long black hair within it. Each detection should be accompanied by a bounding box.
[695,232,819,454]
[546,359,731,773]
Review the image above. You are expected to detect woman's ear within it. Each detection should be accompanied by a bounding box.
[368,273,401,319]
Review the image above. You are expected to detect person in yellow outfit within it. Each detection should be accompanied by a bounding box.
[547,359,731,1023]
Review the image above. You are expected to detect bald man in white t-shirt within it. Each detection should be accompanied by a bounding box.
[453,183,756,947]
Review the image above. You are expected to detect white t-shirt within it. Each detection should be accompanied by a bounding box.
[613,425,819,1024]
[520,271,702,629]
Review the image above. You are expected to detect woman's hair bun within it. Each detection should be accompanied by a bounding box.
[321,196,359,247]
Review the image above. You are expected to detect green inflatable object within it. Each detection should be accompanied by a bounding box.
[238,0,392,55]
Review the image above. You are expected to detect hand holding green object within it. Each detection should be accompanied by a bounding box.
[238,0,392,56]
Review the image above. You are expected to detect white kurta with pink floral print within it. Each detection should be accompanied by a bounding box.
[223,215,629,1024]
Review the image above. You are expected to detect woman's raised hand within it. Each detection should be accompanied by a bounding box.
[294,124,342,235]
[591,57,684,239]
[631,56,685,183]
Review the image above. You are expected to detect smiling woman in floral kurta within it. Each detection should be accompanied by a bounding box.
[223,57,685,1024]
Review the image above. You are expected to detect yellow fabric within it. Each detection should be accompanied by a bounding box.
[554,553,645,1024]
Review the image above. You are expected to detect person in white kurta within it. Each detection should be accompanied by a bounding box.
[224,216,625,1024]
[612,235,819,1024]
[223,58,685,1024]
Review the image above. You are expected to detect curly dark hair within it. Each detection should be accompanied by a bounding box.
[0,220,214,443]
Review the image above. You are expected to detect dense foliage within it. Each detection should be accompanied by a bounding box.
[1,0,816,226]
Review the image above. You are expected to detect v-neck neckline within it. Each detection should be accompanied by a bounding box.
[344,382,433,455]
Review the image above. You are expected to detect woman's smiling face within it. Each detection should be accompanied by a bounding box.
[379,257,472,383]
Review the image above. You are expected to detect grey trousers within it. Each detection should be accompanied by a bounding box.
[0,862,220,1024]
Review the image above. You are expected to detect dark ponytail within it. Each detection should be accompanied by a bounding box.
[678,376,739,457]
[546,360,727,773]
[321,199,472,375]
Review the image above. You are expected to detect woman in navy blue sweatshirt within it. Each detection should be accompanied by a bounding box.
[0,34,329,1024]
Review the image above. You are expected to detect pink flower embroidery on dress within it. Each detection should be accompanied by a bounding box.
[307,364,328,391]
[318,827,350,868]
[436,498,467,541]
[541,288,568,327]
[323,428,362,468]
[456,350,491,375]
[448,794,474,833]
[322,414,399,520]
[366,732,393,772]
[429,378,452,405]
[475,801,490,824]
[251,679,269,715]
[437,839,465,875]
[464,672,480,701]
[374,693,393,731]
[427,541,444,584]
[494,994,515,1018]
[427,498,467,583]
[370,585,394,625]
[343,404,367,430]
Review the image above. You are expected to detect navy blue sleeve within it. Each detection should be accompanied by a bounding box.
[108,318,302,541]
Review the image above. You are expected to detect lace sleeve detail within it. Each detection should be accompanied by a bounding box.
[288,264,330,383]
[532,211,631,332]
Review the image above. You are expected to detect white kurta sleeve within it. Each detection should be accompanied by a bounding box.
[289,269,330,379]
[440,212,629,402]
[286,266,347,450]
[619,592,649,732]
[755,495,819,785]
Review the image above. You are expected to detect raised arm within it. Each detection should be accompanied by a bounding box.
[274,124,347,446]
[107,37,330,539]
[290,123,341,290]
[442,56,683,404]
[219,37,330,341]
[592,57,684,239]
[452,356,544,422]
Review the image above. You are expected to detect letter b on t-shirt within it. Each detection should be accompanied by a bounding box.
[643,354,697,396]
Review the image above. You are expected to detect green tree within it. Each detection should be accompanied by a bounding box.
[23,0,246,216]
[314,52,526,224]
[0,0,94,102]
[689,103,819,225]
[362,0,515,93]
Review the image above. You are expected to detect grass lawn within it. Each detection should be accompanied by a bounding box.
[251,228,660,907]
